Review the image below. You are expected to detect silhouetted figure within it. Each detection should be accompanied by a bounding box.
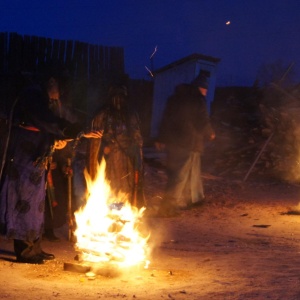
[87,84,145,208]
[156,74,215,216]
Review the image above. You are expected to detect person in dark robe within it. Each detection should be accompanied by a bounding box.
[43,75,81,242]
[0,80,102,264]
[87,84,145,208]
[156,74,215,216]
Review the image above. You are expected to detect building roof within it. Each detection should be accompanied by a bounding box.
[154,53,221,74]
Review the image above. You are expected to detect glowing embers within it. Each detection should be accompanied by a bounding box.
[74,159,150,272]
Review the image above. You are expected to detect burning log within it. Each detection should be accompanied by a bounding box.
[76,248,126,262]
[69,158,150,276]
[63,262,91,273]
[63,261,122,277]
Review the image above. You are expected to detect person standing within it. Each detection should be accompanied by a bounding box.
[87,84,145,208]
[0,78,101,264]
[43,75,79,242]
[156,74,215,215]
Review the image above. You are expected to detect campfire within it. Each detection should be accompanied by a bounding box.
[70,159,150,276]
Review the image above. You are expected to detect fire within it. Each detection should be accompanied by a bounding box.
[74,159,150,270]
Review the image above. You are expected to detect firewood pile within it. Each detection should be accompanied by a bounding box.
[205,83,300,182]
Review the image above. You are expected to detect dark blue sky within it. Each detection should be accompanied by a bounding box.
[1,0,299,86]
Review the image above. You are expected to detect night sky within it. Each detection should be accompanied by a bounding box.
[1,0,299,86]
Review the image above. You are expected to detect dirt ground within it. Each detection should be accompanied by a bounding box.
[1,148,300,299]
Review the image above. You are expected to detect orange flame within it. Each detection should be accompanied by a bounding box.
[74,159,150,269]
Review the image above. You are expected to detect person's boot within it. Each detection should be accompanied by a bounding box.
[34,238,55,260]
[14,239,44,264]
[43,228,60,242]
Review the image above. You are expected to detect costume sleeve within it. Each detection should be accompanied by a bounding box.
[192,97,214,138]
[17,86,83,139]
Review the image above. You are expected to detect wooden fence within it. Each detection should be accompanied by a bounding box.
[0,32,124,80]
[0,32,126,114]
[0,32,154,139]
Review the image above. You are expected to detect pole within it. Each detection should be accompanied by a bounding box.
[0,98,19,182]
[243,132,274,182]
[67,157,73,241]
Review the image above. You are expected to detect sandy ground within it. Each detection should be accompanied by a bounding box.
[1,149,300,299]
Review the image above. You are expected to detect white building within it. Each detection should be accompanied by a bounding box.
[151,53,220,138]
